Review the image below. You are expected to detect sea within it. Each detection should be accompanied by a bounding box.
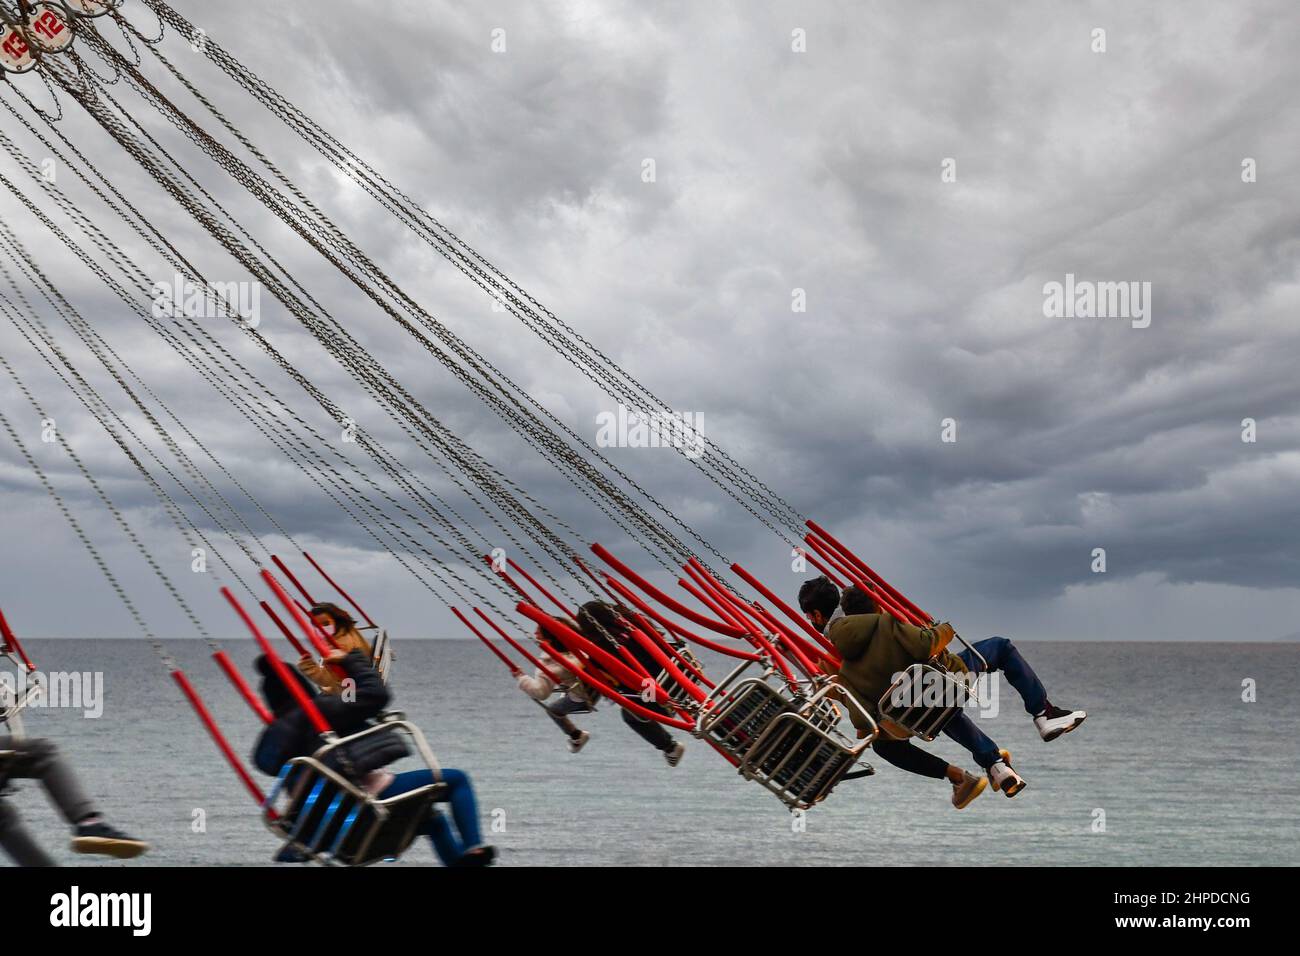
[4,640,1298,867]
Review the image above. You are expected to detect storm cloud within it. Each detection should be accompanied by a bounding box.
[0,0,1297,644]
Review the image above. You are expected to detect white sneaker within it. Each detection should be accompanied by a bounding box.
[664,741,685,767]
[568,730,590,753]
[1035,704,1087,742]
[987,749,1026,797]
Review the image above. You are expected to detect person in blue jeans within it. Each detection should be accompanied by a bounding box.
[937,635,1083,794]
[802,578,1086,798]
[378,768,493,866]
[252,648,495,866]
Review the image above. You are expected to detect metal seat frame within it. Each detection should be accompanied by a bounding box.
[876,632,987,740]
[696,660,878,811]
[263,714,446,867]
[0,647,38,738]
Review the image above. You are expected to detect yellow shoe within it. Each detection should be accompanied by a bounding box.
[951,771,988,809]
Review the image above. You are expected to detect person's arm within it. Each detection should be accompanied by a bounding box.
[338,629,373,659]
[927,622,956,658]
[322,650,390,716]
[891,618,958,661]
[297,655,341,693]
[517,669,557,700]
[938,649,969,673]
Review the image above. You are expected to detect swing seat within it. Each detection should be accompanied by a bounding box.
[654,641,705,707]
[698,674,795,765]
[654,666,697,708]
[877,663,974,741]
[697,662,877,810]
[263,718,446,867]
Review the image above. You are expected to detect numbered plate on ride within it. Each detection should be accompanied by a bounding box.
[26,3,76,54]
[0,22,37,73]
[64,0,120,17]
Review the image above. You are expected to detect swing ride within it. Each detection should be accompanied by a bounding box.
[0,0,993,865]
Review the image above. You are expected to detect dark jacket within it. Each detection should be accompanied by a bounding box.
[252,651,390,775]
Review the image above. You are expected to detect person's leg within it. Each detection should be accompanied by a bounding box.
[871,737,950,779]
[437,769,484,852]
[1,737,96,824]
[870,737,986,808]
[382,768,485,865]
[959,637,1048,716]
[425,809,462,865]
[0,798,55,867]
[0,738,145,858]
[620,702,674,751]
[545,696,587,739]
[941,712,1002,770]
[381,770,461,864]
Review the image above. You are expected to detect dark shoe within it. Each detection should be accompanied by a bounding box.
[70,822,149,859]
[453,844,497,867]
[274,844,311,863]
[664,741,685,767]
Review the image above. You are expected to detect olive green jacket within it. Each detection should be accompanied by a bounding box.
[827,614,967,727]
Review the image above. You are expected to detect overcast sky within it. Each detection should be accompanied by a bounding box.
[1,0,1297,645]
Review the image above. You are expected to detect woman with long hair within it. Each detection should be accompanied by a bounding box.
[297,602,372,694]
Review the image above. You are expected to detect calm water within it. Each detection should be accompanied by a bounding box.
[5,640,1298,866]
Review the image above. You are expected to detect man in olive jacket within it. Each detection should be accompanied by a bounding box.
[799,577,1029,796]
[826,610,969,724]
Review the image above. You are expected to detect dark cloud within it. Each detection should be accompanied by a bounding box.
[1,0,1298,644]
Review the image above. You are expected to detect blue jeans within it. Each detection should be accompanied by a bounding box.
[941,637,1048,770]
[380,768,482,866]
[958,637,1048,716]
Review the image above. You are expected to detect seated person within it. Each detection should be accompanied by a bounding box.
[297,603,372,694]
[517,616,597,753]
[575,601,686,767]
[798,576,1034,796]
[253,648,494,866]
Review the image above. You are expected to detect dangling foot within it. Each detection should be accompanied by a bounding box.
[273,844,311,864]
[1035,704,1087,742]
[453,844,497,867]
[951,770,987,809]
[568,730,591,753]
[987,749,1026,797]
[70,819,149,859]
[664,741,685,767]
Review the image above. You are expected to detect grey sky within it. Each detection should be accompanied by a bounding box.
[1,0,1297,645]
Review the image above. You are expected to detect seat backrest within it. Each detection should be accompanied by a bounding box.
[701,678,797,762]
[742,713,862,810]
[334,784,444,866]
[878,663,973,740]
